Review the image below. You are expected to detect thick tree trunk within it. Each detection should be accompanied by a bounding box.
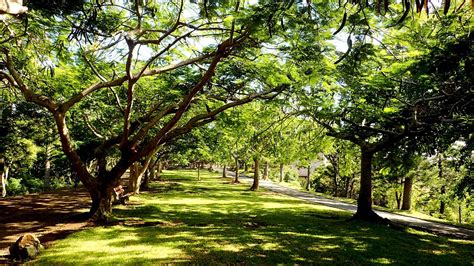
[223,165,227,178]
[263,162,269,180]
[44,144,52,188]
[305,165,311,191]
[234,158,240,183]
[401,177,413,210]
[89,184,114,222]
[250,158,260,191]
[353,148,382,221]
[395,191,402,210]
[279,163,284,183]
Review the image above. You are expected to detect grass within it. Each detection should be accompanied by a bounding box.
[274,176,474,230]
[38,170,474,265]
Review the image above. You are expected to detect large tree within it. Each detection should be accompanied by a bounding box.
[309,25,473,221]
[0,1,293,220]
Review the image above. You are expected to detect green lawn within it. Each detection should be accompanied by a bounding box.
[277,177,474,230]
[38,170,474,265]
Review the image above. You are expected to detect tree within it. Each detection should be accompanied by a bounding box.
[304,12,473,221]
[1,1,292,220]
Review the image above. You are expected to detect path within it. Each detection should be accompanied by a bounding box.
[0,187,92,257]
[231,171,474,240]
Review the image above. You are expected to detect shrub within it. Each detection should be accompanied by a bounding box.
[7,178,27,195]
[284,169,299,182]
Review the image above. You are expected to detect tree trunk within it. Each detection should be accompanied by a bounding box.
[244,162,248,172]
[332,172,338,197]
[197,163,201,181]
[279,163,284,183]
[234,157,240,183]
[1,159,6,197]
[305,165,311,191]
[89,184,114,222]
[156,161,162,181]
[128,162,140,194]
[263,162,269,180]
[395,191,402,210]
[353,148,382,221]
[438,153,445,215]
[250,158,260,191]
[401,176,413,210]
[458,203,462,224]
[128,154,153,195]
[331,154,339,197]
[223,164,227,178]
[344,176,350,198]
[150,166,156,180]
[44,144,52,189]
[140,168,150,190]
[440,186,446,214]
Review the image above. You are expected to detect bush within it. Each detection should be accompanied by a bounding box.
[7,178,27,195]
[284,169,299,182]
[23,177,44,193]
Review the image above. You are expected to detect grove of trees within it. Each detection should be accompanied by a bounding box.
[0,0,472,224]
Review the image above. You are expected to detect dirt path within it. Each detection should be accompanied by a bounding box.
[231,171,474,240]
[0,187,92,257]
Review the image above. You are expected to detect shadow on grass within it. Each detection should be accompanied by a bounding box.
[38,170,474,265]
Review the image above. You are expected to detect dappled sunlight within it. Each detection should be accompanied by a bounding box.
[38,170,474,264]
[370,257,394,264]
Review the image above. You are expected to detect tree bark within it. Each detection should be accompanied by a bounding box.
[353,147,382,221]
[263,162,269,180]
[395,191,401,210]
[401,176,413,210]
[458,203,462,224]
[223,164,227,178]
[140,168,150,190]
[279,163,284,183]
[156,161,162,181]
[128,154,153,195]
[250,158,260,190]
[305,165,311,191]
[89,182,114,222]
[244,162,248,172]
[234,157,240,183]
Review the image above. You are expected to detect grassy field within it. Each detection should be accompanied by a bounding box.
[276,176,474,230]
[38,170,474,265]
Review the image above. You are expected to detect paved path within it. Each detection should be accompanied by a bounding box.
[229,171,474,240]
